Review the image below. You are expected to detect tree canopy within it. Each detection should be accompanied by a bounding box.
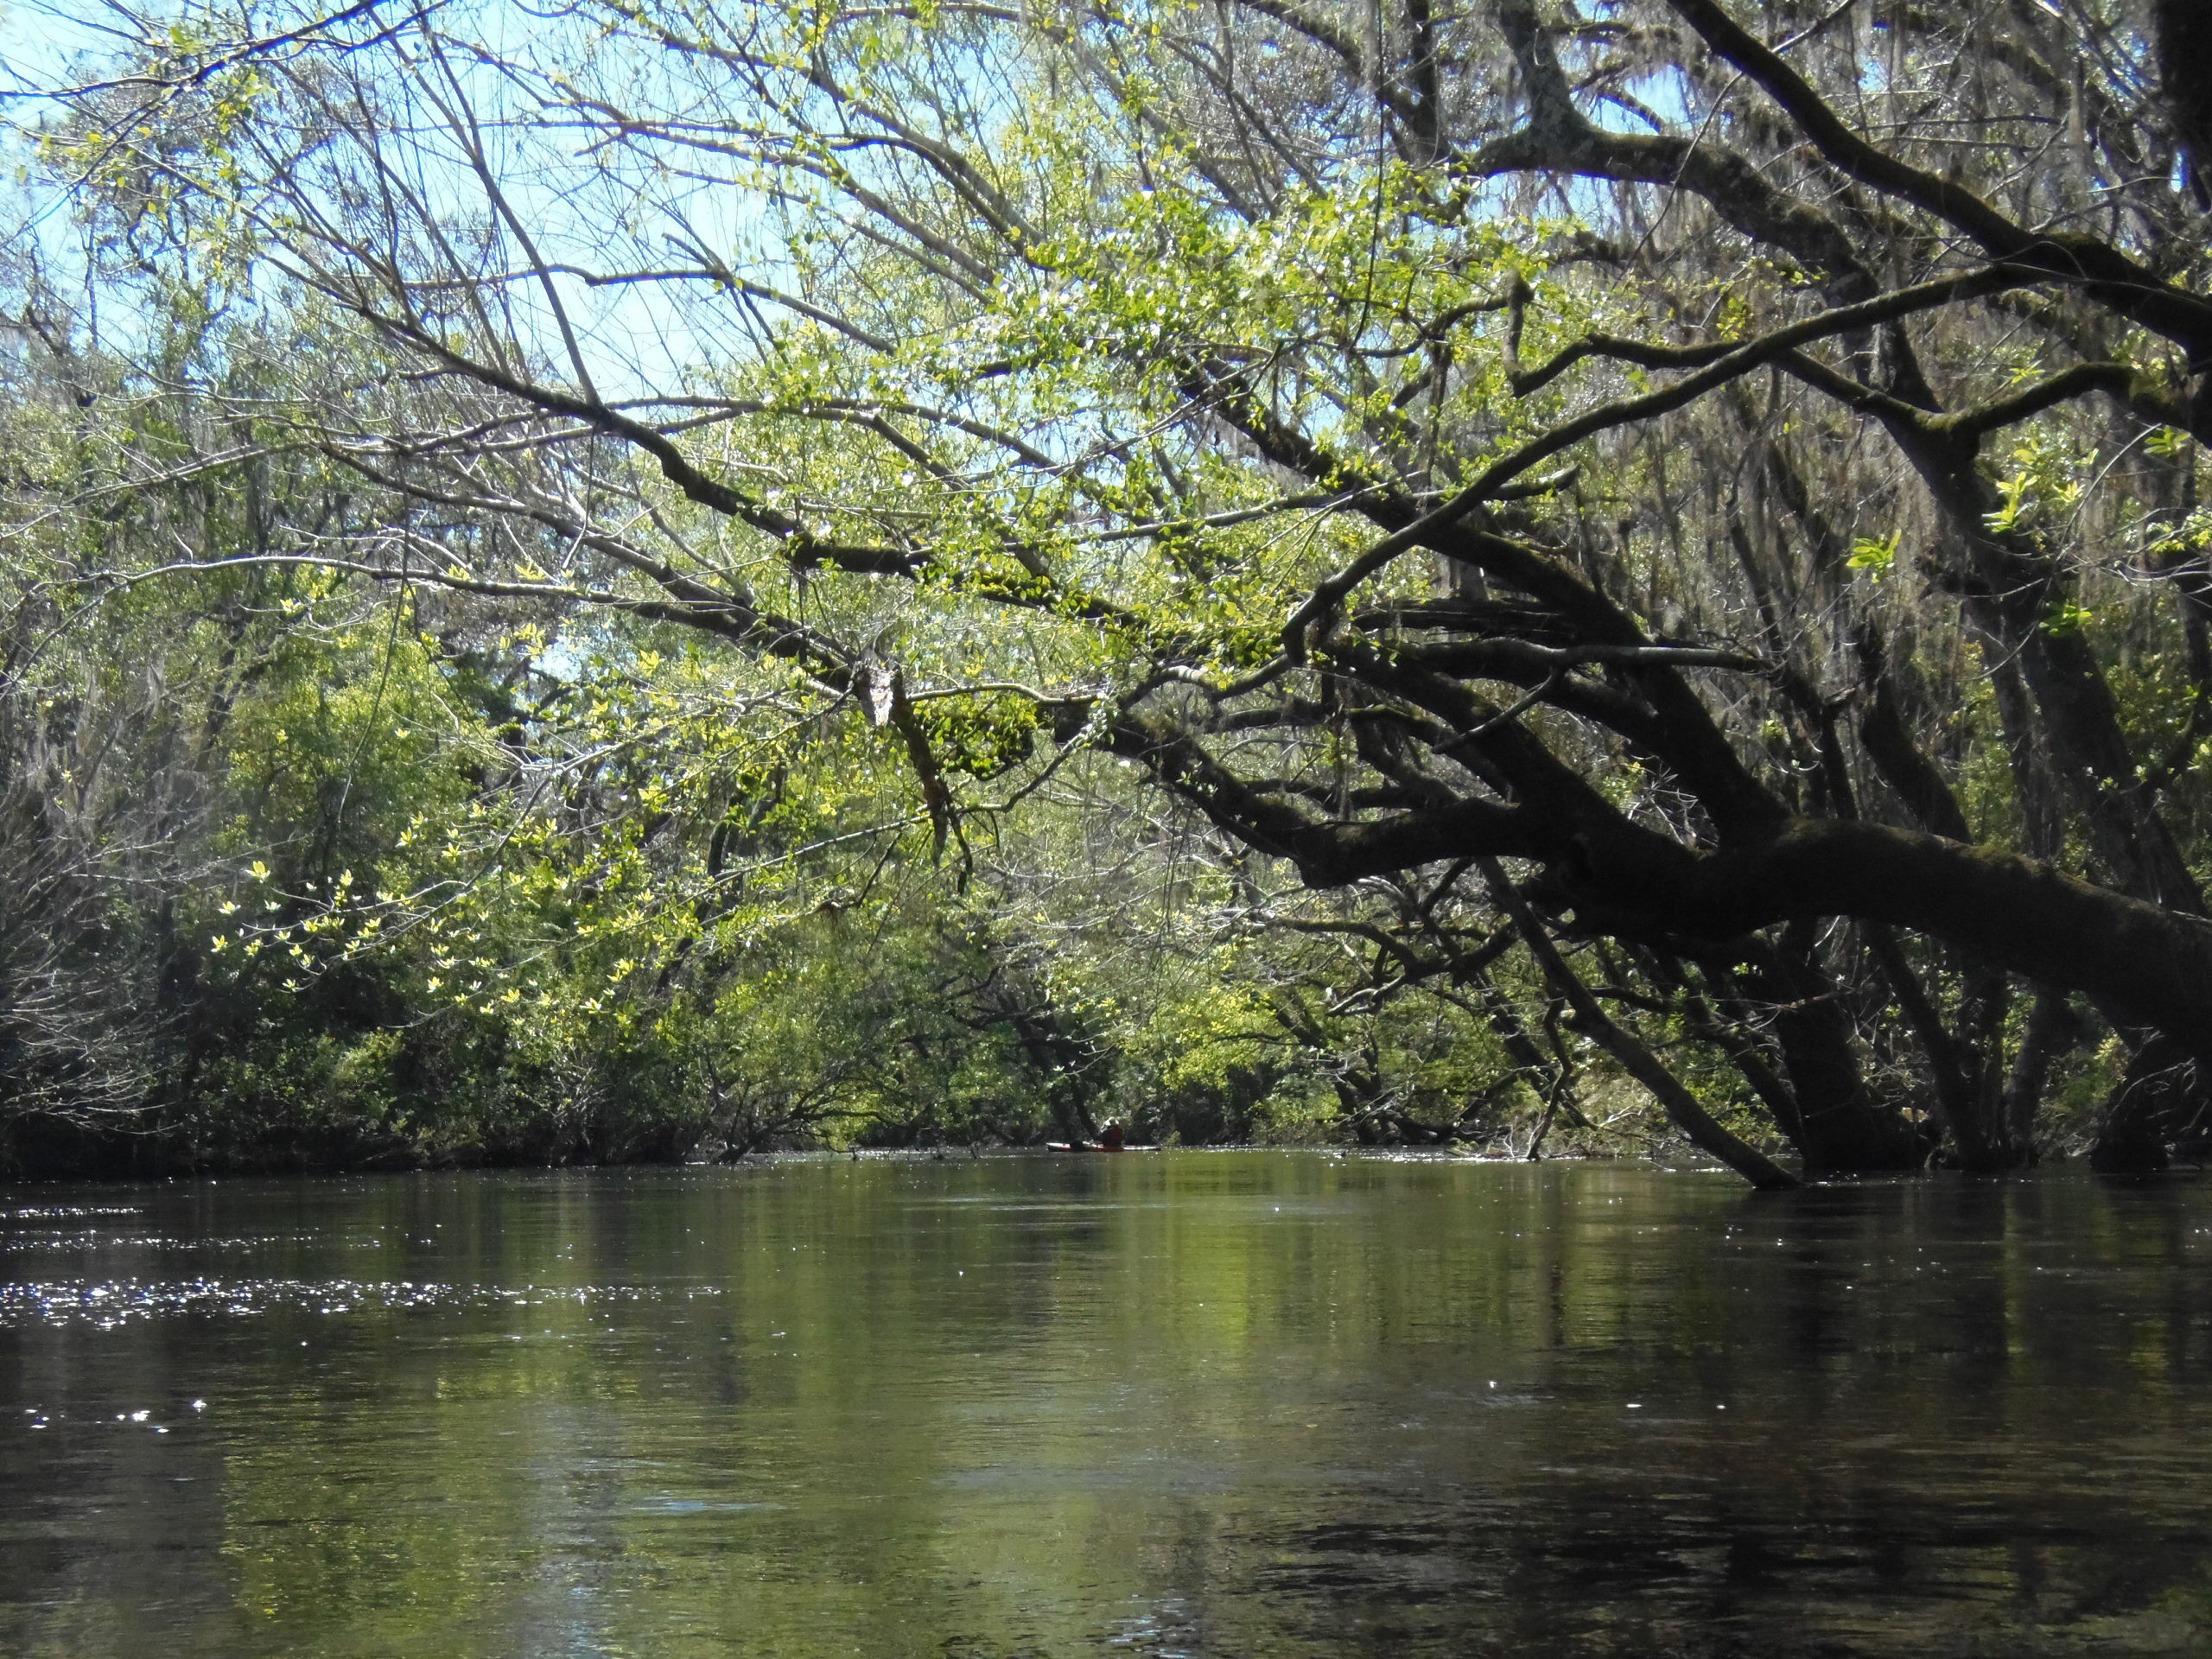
[4,0,2210,1179]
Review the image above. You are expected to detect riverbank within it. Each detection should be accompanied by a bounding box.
[1,1109,1655,1184]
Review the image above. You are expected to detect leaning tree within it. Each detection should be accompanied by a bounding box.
[22,0,2212,1179]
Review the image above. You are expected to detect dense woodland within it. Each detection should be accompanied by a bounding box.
[1,0,2208,1182]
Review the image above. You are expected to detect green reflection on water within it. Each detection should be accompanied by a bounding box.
[8,1155,2212,1657]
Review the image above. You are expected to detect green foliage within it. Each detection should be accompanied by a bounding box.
[1847,533,1899,579]
[13,0,2211,1181]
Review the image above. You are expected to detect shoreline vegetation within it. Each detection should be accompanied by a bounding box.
[0,1135,1942,1187]
[5,0,2211,1186]
[1,1087,2103,1185]
[3,1081,1678,1183]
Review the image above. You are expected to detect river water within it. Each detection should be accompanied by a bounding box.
[4,1154,2212,1656]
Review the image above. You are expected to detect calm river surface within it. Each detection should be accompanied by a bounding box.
[5,1154,2212,1656]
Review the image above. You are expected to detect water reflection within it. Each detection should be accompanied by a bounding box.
[4,1157,2212,1656]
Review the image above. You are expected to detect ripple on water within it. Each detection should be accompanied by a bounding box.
[0,1234,320,1252]
[3,1206,143,1220]
[0,1277,723,1330]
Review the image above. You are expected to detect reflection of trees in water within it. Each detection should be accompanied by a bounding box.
[7,1161,2212,1656]
[1258,1494,2212,1656]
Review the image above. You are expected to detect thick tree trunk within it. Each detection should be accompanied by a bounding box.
[2002,987,2078,1161]
[1549,816,2212,1058]
[1735,933,1923,1174]
[2155,0,2212,209]
[1856,922,1991,1167]
[2089,1036,2203,1173]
